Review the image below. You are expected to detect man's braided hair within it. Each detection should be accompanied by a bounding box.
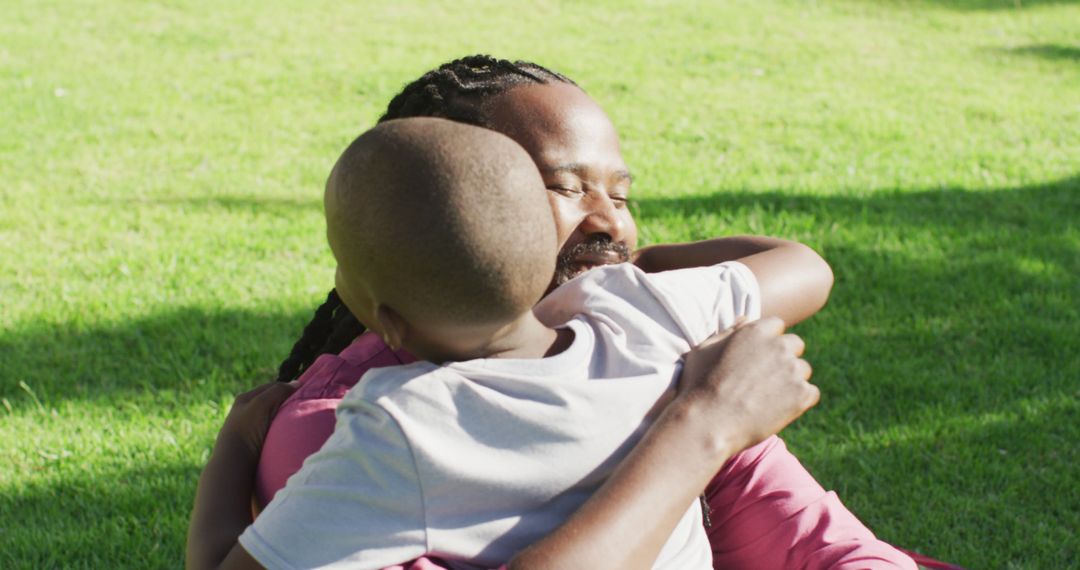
[275,55,575,382]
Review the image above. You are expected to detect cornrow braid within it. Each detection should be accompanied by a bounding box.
[379,54,575,125]
[276,55,575,381]
[275,289,347,382]
[321,303,365,357]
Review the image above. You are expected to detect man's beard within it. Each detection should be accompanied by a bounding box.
[552,235,632,287]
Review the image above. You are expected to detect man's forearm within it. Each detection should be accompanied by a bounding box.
[632,235,791,273]
[634,236,834,326]
[186,435,258,569]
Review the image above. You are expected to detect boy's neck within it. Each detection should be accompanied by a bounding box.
[406,312,570,363]
[480,313,571,360]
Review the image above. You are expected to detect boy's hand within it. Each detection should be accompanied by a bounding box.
[676,317,819,458]
[218,381,298,458]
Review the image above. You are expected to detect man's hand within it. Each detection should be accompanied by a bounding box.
[218,381,299,457]
[675,317,819,459]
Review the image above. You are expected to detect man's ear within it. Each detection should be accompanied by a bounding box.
[375,304,408,351]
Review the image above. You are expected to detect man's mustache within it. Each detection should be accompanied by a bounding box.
[552,235,631,286]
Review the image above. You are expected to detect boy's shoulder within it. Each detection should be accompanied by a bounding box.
[340,360,446,409]
[535,261,760,347]
[534,263,654,318]
[539,261,753,306]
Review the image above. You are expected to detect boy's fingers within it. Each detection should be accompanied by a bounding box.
[803,383,821,409]
[782,333,805,357]
[754,316,786,337]
[796,358,812,380]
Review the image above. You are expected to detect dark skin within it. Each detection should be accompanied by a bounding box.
[325,118,561,364]
[481,82,638,282]
[187,82,833,569]
[481,83,832,323]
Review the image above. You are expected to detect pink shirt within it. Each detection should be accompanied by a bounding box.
[256,332,914,569]
[256,333,415,508]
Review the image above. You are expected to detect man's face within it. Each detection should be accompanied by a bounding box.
[481,82,639,288]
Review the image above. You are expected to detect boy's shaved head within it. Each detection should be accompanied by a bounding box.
[325,117,556,334]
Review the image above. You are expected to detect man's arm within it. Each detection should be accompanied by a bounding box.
[186,382,296,570]
[633,236,834,326]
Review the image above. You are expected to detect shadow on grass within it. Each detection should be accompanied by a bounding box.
[0,305,315,409]
[0,307,319,567]
[636,175,1079,422]
[1000,43,1080,62]
[0,461,199,568]
[806,393,1077,568]
[635,174,1079,568]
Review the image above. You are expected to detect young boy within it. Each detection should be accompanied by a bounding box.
[213,118,818,569]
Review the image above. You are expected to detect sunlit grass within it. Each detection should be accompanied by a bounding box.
[2,0,1078,567]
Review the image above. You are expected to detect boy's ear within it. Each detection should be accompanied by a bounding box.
[375,304,408,351]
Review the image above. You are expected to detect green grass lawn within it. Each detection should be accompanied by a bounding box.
[2,0,1077,567]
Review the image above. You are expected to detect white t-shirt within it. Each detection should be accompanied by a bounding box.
[240,262,761,570]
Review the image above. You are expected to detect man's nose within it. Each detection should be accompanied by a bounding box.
[580,196,626,241]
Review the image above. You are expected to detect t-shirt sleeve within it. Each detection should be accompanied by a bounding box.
[240,396,428,570]
[639,261,762,345]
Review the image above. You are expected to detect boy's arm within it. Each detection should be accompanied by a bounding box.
[632,236,834,326]
[510,319,818,569]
